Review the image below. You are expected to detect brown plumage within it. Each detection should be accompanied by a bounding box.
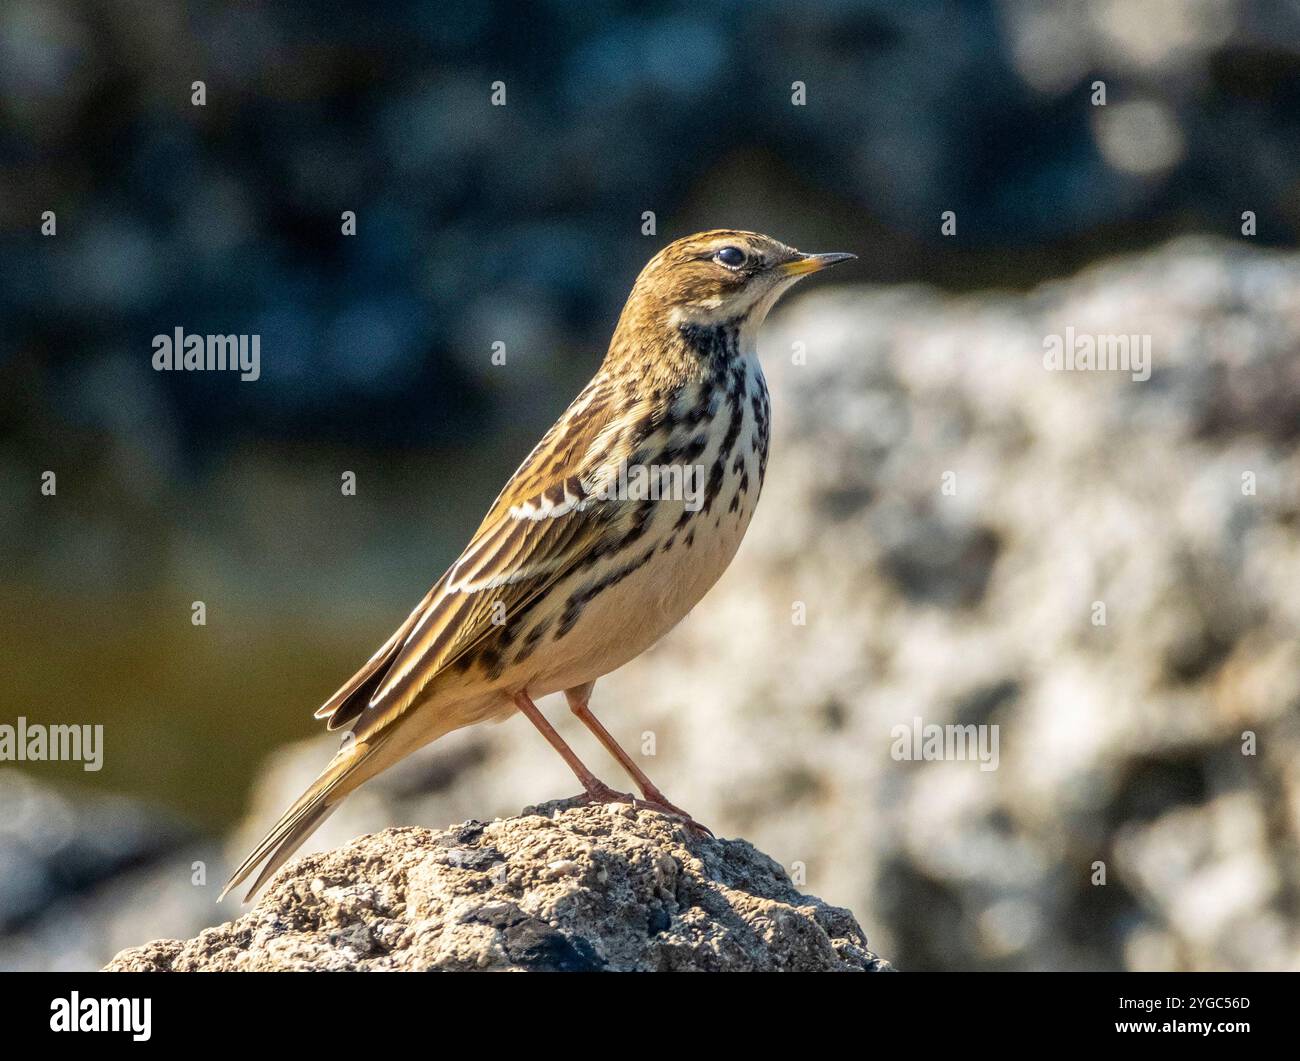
[220,230,854,901]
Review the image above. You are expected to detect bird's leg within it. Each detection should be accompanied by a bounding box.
[564,685,712,836]
[511,691,631,805]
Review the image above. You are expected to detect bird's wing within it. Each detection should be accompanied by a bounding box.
[311,578,445,730]
[318,375,649,742]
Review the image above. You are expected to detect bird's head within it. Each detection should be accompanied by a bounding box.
[609,230,854,367]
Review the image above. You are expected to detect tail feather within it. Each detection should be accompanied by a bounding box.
[218,737,389,904]
[232,802,340,902]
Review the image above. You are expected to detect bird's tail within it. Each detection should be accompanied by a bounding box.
[218,733,394,904]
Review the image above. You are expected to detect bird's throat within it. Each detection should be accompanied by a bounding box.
[676,319,742,378]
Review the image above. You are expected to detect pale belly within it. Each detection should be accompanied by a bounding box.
[406,487,757,737]
[525,359,768,697]
[521,359,769,698]
[523,491,759,697]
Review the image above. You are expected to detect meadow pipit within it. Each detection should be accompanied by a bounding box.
[221,230,853,900]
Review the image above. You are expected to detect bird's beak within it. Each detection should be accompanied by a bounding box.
[778,251,857,277]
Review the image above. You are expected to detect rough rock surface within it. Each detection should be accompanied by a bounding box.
[105,801,890,972]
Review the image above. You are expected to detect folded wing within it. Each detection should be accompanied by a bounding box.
[313,377,641,741]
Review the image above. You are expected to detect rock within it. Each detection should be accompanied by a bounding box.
[105,801,890,972]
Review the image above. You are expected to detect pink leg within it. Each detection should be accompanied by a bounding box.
[512,691,631,804]
[565,686,712,836]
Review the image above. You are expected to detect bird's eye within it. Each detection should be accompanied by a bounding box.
[714,246,746,269]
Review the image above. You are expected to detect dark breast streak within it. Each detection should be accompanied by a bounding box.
[495,320,769,676]
[680,320,770,519]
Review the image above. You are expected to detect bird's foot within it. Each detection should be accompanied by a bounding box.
[576,779,637,807]
[633,790,714,838]
[575,781,712,837]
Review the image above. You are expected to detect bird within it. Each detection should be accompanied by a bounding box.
[219,230,854,901]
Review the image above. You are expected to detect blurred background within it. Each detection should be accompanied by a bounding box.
[2,0,1299,970]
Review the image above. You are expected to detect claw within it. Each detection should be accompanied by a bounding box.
[634,793,713,837]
